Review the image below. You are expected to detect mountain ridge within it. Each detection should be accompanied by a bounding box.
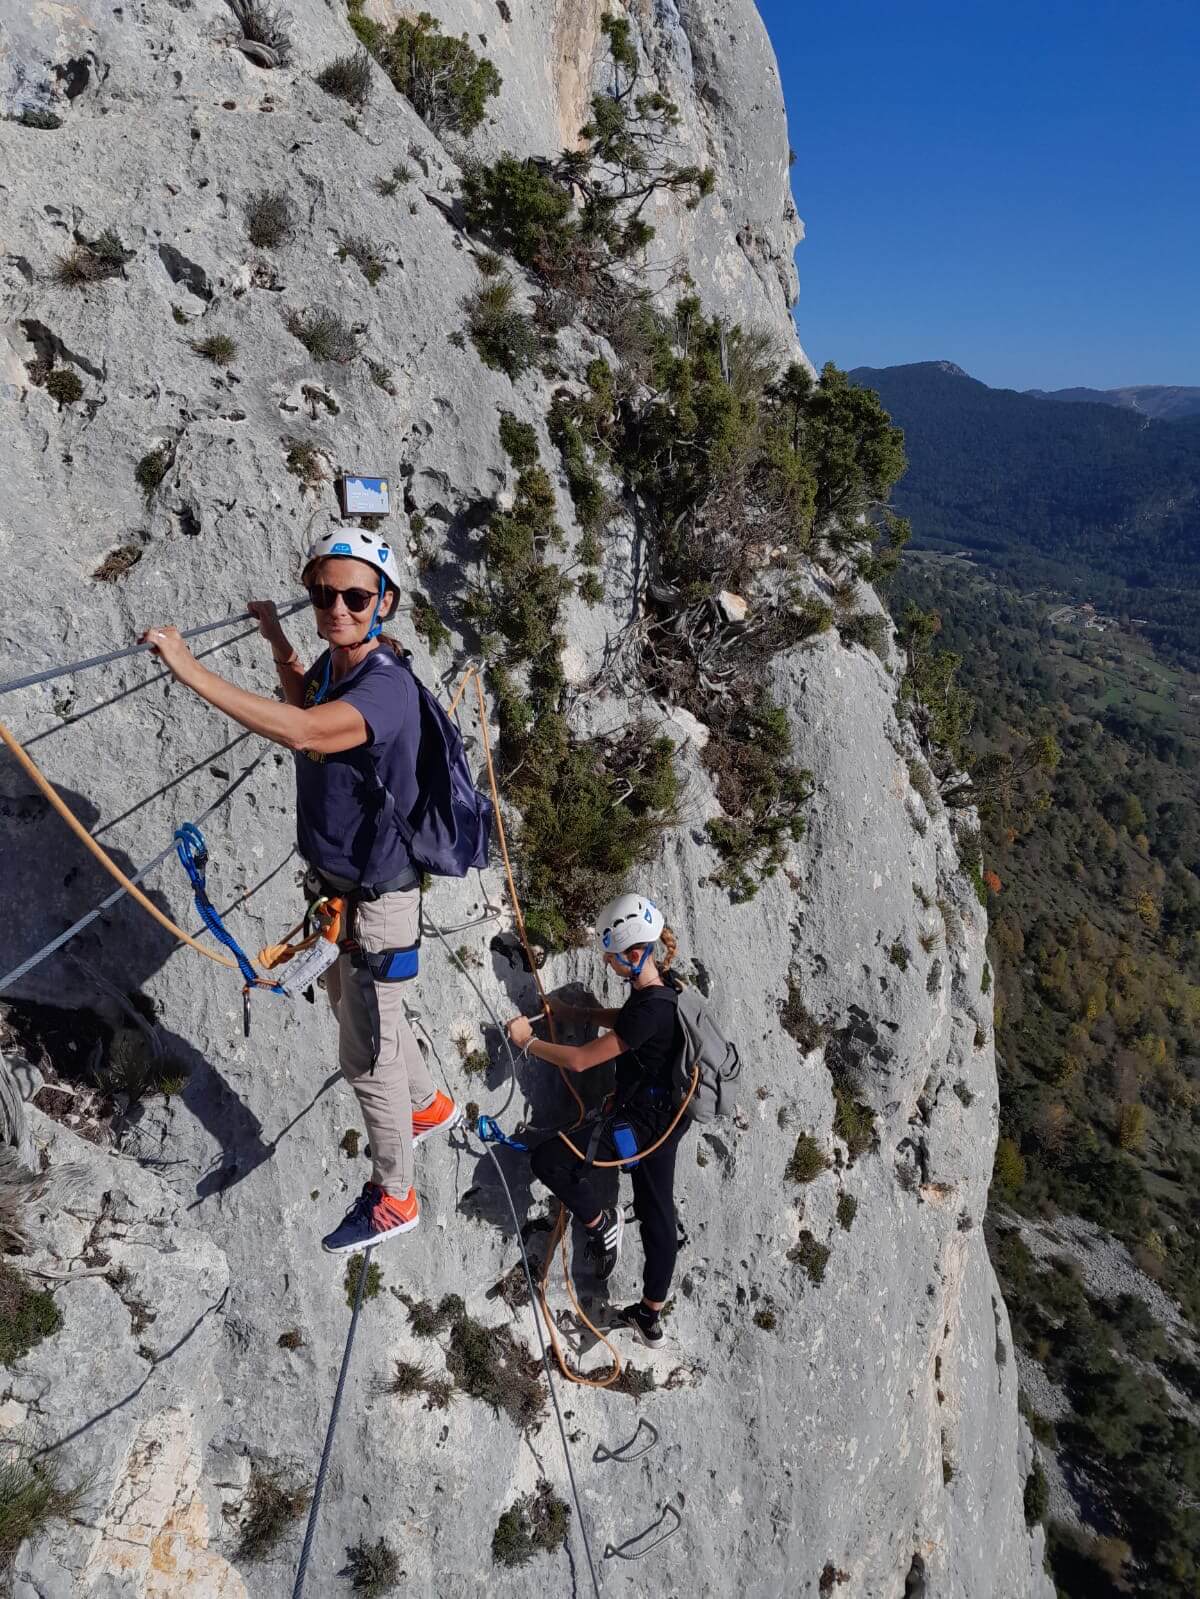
[849,361,1200,667]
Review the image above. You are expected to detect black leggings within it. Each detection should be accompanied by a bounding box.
[529,1113,689,1303]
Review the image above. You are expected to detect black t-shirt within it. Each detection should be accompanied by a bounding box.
[611,974,682,1112]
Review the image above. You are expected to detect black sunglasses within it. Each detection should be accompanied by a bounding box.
[307,583,377,614]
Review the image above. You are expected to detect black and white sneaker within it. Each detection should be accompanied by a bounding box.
[584,1207,624,1281]
[615,1302,664,1349]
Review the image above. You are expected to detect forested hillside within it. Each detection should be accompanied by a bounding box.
[891,555,1200,1599]
[1025,385,1200,422]
[853,362,1200,668]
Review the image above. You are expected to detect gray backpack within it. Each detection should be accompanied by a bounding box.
[670,986,741,1123]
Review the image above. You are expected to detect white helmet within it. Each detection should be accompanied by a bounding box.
[302,526,398,587]
[595,893,665,955]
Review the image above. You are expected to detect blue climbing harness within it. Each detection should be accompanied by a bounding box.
[174,821,285,1033]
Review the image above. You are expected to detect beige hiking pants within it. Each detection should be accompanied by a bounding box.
[324,886,435,1196]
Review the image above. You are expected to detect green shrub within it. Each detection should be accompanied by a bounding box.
[462,17,710,292]
[888,941,910,973]
[344,1255,382,1309]
[836,1192,857,1231]
[785,1133,827,1185]
[412,592,450,653]
[704,693,812,901]
[245,188,293,247]
[0,1447,82,1578]
[788,1231,831,1284]
[993,1136,1026,1191]
[375,163,412,196]
[462,155,577,273]
[339,1128,360,1158]
[1023,1460,1048,1525]
[16,107,62,130]
[315,50,373,106]
[907,757,938,809]
[548,396,610,533]
[135,445,171,500]
[753,1307,777,1331]
[0,1264,62,1365]
[465,278,539,379]
[353,11,500,137]
[498,411,540,470]
[285,439,325,488]
[236,1467,309,1560]
[981,961,992,993]
[286,307,360,364]
[838,611,891,658]
[491,1479,569,1567]
[445,1304,545,1426]
[386,1359,430,1398]
[338,235,386,286]
[468,425,677,947]
[190,332,237,364]
[399,1293,545,1425]
[343,1535,401,1594]
[277,1328,304,1349]
[462,1049,490,1079]
[578,571,604,606]
[779,981,826,1053]
[44,368,84,405]
[832,1090,877,1162]
[55,229,129,285]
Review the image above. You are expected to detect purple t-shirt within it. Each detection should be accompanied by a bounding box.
[294,647,420,884]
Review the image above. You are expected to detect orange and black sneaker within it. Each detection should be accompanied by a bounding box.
[412,1091,462,1147]
[321,1183,419,1253]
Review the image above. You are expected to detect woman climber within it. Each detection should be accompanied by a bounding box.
[141,529,459,1253]
[505,893,688,1350]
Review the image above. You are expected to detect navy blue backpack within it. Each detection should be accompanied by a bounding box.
[355,650,493,883]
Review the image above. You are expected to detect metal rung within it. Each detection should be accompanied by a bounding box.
[593,1417,659,1465]
[603,1502,681,1562]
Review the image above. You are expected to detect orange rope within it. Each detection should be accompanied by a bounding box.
[0,719,244,974]
[457,665,629,1386]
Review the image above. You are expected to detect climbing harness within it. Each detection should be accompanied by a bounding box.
[174,823,286,1033]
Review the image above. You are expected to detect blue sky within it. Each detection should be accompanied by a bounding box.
[756,0,1199,390]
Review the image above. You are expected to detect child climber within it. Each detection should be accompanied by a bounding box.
[142,529,459,1254]
[506,893,688,1349]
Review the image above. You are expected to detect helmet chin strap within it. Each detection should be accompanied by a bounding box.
[364,572,386,641]
[615,945,652,978]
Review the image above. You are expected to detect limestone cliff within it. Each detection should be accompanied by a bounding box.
[0,3,1050,1595]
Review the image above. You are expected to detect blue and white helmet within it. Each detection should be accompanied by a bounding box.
[302,526,396,587]
[595,893,665,955]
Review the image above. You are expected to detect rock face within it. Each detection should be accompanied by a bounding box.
[0,4,1049,1596]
